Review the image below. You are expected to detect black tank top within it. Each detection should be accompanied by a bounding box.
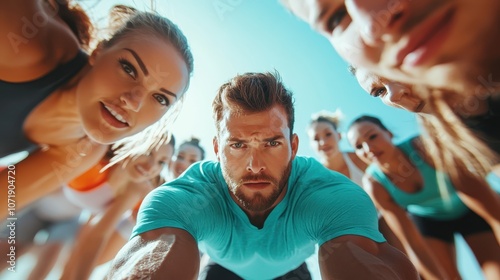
[0,51,88,158]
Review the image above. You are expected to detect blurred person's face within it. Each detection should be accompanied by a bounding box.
[124,143,174,183]
[170,143,203,179]
[214,105,298,213]
[347,121,394,165]
[308,121,341,159]
[284,0,500,93]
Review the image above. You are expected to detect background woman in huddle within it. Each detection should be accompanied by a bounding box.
[308,110,406,256]
[347,115,500,280]
[94,136,206,270]
[170,136,206,179]
[308,110,366,184]
[349,67,500,243]
[60,133,175,280]
[0,1,194,219]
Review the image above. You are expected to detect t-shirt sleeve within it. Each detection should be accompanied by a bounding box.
[131,163,218,240]
[297,165,385,246]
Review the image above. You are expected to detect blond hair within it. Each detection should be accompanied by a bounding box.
[309,109,344,131]
[417,90,498,179]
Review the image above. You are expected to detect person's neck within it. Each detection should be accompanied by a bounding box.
[323,151,346,171]
[377,149,413,176]
[106,164,132,194]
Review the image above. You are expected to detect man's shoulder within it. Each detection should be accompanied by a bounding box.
[155,160,224,196]
[291,156,353,185]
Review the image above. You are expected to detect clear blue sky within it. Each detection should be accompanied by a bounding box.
[79,1,481,279]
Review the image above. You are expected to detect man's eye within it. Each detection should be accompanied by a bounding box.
[232,143,243,149]
[269,141,280,147]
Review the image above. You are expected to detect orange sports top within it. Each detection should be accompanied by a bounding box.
[68,159,111,192]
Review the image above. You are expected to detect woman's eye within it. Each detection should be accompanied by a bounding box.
[371,88,387,97]
[119,59,137,79]
[327,8,348,32]
[153,94,170,106]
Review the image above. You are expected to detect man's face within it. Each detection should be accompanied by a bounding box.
[214,105,298,213]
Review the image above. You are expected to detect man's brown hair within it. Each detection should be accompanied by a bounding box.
[212,71,295,135]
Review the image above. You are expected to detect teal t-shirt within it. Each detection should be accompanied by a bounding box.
[366,137,469,220]
[132,156,384,280]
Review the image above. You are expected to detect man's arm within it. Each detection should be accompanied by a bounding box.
[107,227,200,280]
[318,235,418,280]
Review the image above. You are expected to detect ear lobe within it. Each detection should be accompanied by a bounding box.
[291,133,299,158]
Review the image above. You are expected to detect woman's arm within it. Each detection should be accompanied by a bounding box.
[452,172,500,243]
[61,181,146,280]
[363,176,451,280]
[0,138,107,219]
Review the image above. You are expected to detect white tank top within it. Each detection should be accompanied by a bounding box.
[341,153,365,186]
[62,183,115,214]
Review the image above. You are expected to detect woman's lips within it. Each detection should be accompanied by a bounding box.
[100,102,129,128]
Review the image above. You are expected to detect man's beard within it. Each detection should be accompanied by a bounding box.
[223,160,293,212]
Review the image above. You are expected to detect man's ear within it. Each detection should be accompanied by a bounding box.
[291,133,299,159]
[213,136,220,161]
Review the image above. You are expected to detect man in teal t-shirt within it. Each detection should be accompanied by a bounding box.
[108,72,418,280]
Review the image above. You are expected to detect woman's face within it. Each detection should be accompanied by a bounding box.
[354,68,430,113]
[347,121,394,165]
[308,121,341,159]
[124,143,174,183]
[285,0,500,91]
[77,35,190,144]
[170,144,203,179]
